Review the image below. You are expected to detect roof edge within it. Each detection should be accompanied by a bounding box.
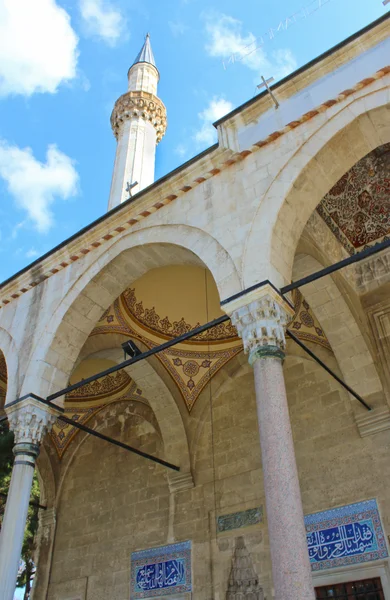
[0,144,219,289]
[214,11,390,128]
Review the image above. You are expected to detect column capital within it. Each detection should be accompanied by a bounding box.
[5,395,61,450]
[222,283,294,363]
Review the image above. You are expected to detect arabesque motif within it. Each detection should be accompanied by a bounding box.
[318,143,390,254]
[122,287,238,343]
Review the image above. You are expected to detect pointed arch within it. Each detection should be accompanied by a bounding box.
[243,87,390,288]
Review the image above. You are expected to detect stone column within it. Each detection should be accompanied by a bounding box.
[223,285,315,600]
[0,395,60,600]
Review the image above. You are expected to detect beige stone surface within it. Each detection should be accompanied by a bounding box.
[0,18,389,600]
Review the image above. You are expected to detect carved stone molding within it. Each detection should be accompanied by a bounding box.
[223,284,294,359]
[111,90,167,142]
[354,249,390,292]
[355,407,390,438]
[39,507,56,541]
[168,471,194,493]
[6,396,60,447]
[226,536,264,600]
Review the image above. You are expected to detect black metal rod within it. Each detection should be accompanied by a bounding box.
[58,415,180,471]
[47,314,230,401]
[281,238,390,295]
[0,491,46,510]
[286,329,371,411]
[1,412,179,471]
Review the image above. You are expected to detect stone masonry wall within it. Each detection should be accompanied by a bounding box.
[41,345,390,600]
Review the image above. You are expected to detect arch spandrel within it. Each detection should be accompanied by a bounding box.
[292,253,384,412]
[20,226,240,401]
[72,345,192,473]
[243,90,390,289]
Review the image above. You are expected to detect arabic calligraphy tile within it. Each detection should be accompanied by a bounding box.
[304,499,388,572]
[131,542,191,599]
[216,507,263,533]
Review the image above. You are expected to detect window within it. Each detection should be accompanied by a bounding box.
[315,577,384,599]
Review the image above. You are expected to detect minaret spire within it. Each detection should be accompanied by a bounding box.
[107,34,167,210]
[132,33,157,69]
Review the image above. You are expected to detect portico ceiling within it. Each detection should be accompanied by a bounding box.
[317,143,390,255]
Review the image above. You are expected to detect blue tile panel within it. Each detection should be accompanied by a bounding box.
[131,541,191,599]
[217,507,263,532]
[304,499,388,572]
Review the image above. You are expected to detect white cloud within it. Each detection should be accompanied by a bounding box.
[0,141,79,233]
[0,0,78,97]
[80,0,125,46]
[204,12,297,79]
[272,48,298,80]
[175,144,187,158]
[168,20,188,37]
[26,248,40,258]
[194,97,233,147]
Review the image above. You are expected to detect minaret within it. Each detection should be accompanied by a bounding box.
[108,34,167,210]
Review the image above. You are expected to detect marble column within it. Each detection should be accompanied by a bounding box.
[0,395,60,600]
[223,285,315,600]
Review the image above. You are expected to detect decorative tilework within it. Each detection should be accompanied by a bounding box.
[304,499,388,571]
[217,507,263,533]
[0,353,7,385]
[123,287,238,343]
[0,352,6,404]
[65,370,131,402]
[91,297,242,412]
[131,541,191,599]
[159,346,242,412]
[50,381,144,458]
[317,143,390,255]
[290,289,331,351]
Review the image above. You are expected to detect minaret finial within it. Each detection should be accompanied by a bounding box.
[131,33,156,69]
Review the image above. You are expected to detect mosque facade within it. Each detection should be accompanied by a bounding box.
[0,14,390,600]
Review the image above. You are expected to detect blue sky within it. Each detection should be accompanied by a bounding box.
[0,0,387,283]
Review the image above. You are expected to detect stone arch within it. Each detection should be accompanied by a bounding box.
[243,88,390,288]
[44,399,171,598]
[54,398,165,505]
[21,225,240,399]
[292,253,384,411]
[78,344,192,473]
[0,327,19,405]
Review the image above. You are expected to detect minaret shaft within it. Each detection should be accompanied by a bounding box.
[109,116,157,209]
[107,35,166,211]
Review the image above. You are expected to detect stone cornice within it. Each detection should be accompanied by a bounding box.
[355,407,390,438]
[111,90,167,143]
[0,67,388,311]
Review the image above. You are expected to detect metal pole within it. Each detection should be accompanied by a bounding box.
[57,415,180,471]
[0,413,180,471]
[0,491,46,511]
[281,238,390,295]
[287,329,371,411]
[47,314,230,401]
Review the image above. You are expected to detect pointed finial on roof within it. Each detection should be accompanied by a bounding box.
[132,33,157,69]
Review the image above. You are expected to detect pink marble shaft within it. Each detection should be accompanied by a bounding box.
[253,354,315,600]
